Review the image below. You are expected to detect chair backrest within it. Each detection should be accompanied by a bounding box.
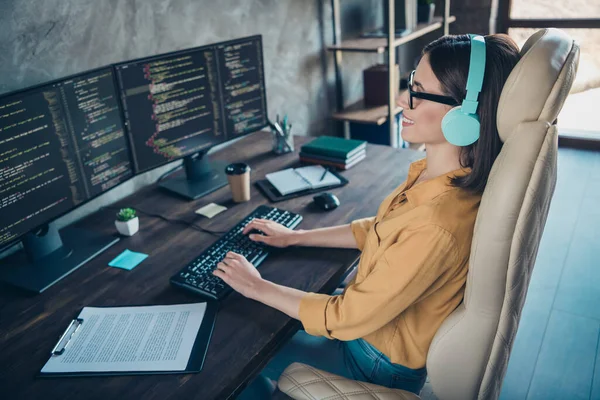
[425,28,580,400]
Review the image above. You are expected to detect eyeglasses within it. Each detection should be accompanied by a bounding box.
[408,70,459,110]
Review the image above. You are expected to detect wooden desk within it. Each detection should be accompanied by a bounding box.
[0,131,422,400]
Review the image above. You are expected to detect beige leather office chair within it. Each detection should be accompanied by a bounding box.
[276,28,580,400]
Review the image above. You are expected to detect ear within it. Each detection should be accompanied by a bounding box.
[443,105,462,118]
[442,106,480,147]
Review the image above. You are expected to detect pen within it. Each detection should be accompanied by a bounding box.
[320,167,328,181]
[269,120,285,137]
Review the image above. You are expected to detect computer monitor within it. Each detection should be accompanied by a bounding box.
[0,67,134,292]
[115,35,268,200]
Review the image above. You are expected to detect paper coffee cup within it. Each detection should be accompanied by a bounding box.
[225,163,251,202]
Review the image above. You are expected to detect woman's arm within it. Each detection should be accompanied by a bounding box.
[294,224,358,249]
[215,224,458,341]
[212,252,306,319]
[250,279,305,319]
[242,219,359,249]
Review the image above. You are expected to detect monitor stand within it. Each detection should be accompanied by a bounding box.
[158,150,229,200]
[0,223,119,293]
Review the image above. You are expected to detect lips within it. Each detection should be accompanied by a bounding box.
[402,116,414,126]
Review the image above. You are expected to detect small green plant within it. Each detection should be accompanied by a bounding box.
[117,207,137,222]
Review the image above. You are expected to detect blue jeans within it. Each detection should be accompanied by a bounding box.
[237,330,427,399]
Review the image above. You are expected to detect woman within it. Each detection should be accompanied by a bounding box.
[214,33,521,398]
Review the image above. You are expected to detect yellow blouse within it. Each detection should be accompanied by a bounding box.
[299,158,481,368]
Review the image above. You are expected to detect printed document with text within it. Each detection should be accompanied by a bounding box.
[41,303,207,373]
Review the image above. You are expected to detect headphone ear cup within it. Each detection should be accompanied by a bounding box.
[441,106,480,146]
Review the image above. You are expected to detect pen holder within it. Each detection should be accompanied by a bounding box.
[271,127,294,155]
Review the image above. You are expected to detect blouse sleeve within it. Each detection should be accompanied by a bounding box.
[350,217,376,251]
[299,224,458,340]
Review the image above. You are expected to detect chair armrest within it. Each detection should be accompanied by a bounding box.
[278,362,421,400]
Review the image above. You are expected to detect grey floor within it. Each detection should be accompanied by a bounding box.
[500,147,600,400]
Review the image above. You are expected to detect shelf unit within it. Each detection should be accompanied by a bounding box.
[329,0,455,147]
[332,91,405,125]
[328,16,456,54]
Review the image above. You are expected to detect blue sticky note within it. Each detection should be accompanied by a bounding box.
[108,249,148,271]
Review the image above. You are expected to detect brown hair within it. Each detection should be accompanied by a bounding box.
[422,34,521,193]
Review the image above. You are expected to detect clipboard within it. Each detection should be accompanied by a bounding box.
[38,302,218,378]
[255,168,348,203]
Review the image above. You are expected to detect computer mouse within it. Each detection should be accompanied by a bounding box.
[313,193,340,211]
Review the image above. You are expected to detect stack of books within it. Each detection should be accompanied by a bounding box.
[299,136,367,170]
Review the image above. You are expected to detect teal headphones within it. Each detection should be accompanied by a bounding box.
[441,34,487,147]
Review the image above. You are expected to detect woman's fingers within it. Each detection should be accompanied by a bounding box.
[216,261,230,271]
[249,234,271,244]
[257,224,275,235]
[242,220,257,234]
[243,219,278,235]
[226,251,244,261]
[213,267,227,280]
[242,219,267,234]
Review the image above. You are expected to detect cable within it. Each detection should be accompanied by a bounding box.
[104,205,226,237]
[136,207,226,237]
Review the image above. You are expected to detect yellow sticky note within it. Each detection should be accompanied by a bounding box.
[195,203,227,218]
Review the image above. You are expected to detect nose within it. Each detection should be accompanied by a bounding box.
[397,90,410,109]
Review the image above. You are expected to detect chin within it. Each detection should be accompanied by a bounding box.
[400,128,419,143]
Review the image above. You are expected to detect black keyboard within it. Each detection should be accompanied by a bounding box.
[170,205,302,301]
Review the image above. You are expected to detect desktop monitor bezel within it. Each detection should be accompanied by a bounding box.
[113,34,269,175]
[0,66,135,252]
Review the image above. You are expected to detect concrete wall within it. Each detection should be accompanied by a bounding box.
[0,0,383,249]
[445,0,493,36]
[0,1,486,253]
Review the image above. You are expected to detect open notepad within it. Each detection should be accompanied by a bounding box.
[266,165,342,196]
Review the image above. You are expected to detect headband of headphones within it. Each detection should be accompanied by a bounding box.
[462,34,486,116]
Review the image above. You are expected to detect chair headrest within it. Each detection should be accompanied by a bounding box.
[496,28,580,142]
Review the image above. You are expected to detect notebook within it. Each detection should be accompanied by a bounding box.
[299,151,366,170]
[298,148,366,164]
[300,136,367,159]
[265,165,342,196]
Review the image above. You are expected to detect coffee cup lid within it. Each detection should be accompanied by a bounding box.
[225,163,250,175]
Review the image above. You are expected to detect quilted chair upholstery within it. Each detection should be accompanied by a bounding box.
[278,28,579,400]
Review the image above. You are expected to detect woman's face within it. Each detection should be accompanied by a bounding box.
[397,55,454,146]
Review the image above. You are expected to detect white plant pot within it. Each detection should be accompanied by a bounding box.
[115,217,139,236]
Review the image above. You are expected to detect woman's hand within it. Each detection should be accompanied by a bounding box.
[213,251,306,319]
[242,218,300,248]
[213,252,263,299]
